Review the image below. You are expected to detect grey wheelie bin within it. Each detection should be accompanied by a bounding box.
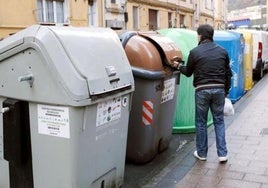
[119,31,182,164]
[0,25,134,188]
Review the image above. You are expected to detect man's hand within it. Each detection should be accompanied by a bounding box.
[171,56,185,70]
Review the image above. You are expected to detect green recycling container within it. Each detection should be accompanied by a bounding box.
[158,28,213,133]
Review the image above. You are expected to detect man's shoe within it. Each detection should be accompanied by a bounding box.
[219,156,228,162]
[193,151,207,161]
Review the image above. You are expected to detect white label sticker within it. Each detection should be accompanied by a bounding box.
[38,104,70,138]
[96,97,121,127]
[161,78,176,103]
[244,44,249,54]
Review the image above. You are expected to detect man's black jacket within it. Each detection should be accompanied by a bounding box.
[180,39,232,94]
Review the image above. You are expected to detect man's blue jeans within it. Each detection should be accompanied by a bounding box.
[195,88,227,157]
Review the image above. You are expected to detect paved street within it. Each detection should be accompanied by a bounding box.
[124,74,268,188]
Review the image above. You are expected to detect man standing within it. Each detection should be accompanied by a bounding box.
[178,24,232,162]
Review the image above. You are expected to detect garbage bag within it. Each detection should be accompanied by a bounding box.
[224,98,234,116]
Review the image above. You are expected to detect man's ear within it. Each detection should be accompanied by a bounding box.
[198,35,202,42]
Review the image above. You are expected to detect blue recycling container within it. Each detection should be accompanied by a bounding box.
[213,30,245,103]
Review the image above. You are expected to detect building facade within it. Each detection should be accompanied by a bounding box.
[227,1,267,29]
[214,0,228,29]
[0,0,227,39]
[125,0,228,31]
[0,0,89,38]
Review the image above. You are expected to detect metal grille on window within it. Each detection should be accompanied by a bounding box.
[46,0,54,22]
[56,1,64,23]
[37,0,65,23]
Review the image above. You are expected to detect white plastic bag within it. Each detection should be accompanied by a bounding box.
[224,98,234,116]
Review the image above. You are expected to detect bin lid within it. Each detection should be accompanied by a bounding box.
[124,34,163,71]
[235,29,253,40]
[214,30,238,41]
[158,28,198,63]
[121,31,182,71]
[0,25,134,105]
[214,30,245,52]
[138,31,182,67]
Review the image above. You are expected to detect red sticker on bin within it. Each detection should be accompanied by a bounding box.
[142,101,153,126]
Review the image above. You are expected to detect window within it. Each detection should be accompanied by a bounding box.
[37,0,67,24]
[133,6,139,30]
[168,12,172,28]
[89,0,98,27]
[190,15,193,29]
[180,14,185,28]
[149,9,158,30]
[205,0,213,9]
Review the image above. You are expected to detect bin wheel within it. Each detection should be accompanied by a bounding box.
[259,65,264,79]
[254,64,264,80]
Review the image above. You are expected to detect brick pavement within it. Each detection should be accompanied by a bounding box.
[175,75,268,188]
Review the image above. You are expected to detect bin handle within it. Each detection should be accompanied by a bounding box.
[131,67,164,80]
[170,56,185,69]
[18,73,34,87]
[0,107,9,113]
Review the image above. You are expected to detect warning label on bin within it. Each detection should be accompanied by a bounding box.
[161,78,176,103]
[142,101,153,126]
[96,97,121,127]
[38,104,70,139]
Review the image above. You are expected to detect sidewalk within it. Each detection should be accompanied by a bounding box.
[124,74,268,188]
[175,74,268,188]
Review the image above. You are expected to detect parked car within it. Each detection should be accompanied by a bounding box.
[237,29,268,79]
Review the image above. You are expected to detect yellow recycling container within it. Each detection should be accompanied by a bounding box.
[236,29,254,91]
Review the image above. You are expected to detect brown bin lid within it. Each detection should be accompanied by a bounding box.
[125,35,163,71]
[138,31,182,67]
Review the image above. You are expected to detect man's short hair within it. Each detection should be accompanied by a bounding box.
[197,24,214,41]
